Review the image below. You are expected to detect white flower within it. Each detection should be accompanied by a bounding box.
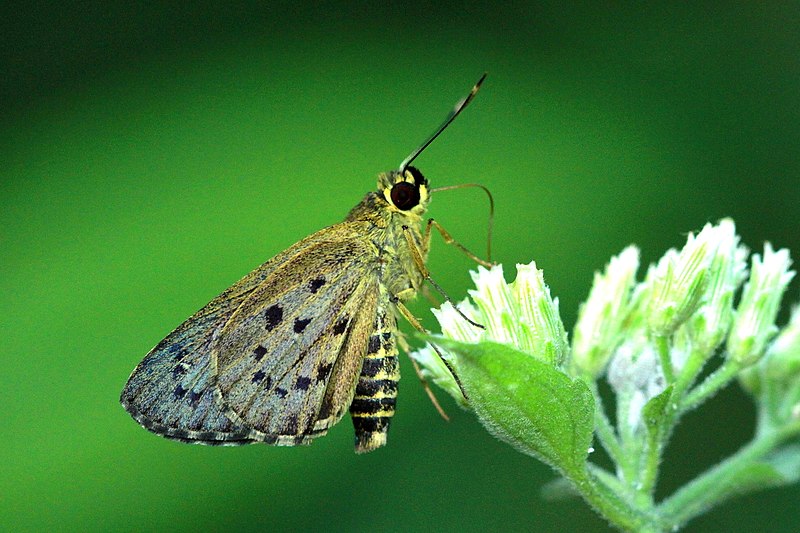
[647,223,721,336]
[607,334,666,431]
[688,219,749,352]
[727,244,795,367]
[506,263,569,366]
[411,262,568,404]
[572,246,640,378]
[765,305,800,380]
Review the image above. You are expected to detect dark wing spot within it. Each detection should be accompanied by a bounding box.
[285,414,298,434]
[189,390,202,405]
[172,364,187,377]
[168,345,185,362]
[252,370,266,383]
[253,345,267,361]
[326,256,347,267]
[275,387,288,398]
[309,277,326,293]
[173,385,187,399]
[264,304,283,331]
[294,317,311,333]
[332,317,348,336]
[316,362,334,381]
[295,376,312,390]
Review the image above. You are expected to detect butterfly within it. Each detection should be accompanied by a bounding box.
[120,74,489,453]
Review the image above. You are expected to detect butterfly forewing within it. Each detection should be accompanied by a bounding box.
[212,229,381,442]
[120,264,282,443]
[121,224,377,444]
[122,220,394,447]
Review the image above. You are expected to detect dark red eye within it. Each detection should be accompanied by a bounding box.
[390,182,420,210]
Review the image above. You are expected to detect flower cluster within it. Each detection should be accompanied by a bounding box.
[414,219,797,425]
[412,219,800,531]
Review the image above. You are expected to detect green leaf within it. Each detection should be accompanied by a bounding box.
[640,385,674,494]
[643,385,674,444]
[435,338,595,480]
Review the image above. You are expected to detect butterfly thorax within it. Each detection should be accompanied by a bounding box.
[344,168,430,301]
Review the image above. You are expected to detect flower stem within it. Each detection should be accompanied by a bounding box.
[640,434,661,497]
[658,421,800,529]
[680,358,741,413]
[671,346,709,403]
[576,469,661,532]
[654,335,674,384]
[588,382,624,465]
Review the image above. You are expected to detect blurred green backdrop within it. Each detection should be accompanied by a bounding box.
[2,3,799,532]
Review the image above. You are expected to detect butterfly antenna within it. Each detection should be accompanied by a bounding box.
[398,73,487,173]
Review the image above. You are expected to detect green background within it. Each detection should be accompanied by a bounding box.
[3,3,799,532]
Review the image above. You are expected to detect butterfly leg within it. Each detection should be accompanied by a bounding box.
[396,332,450,421]
[423,218,494,268]
[401,225,483,330]
[392,296,468,400]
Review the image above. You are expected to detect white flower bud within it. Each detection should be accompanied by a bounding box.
[572,246,640,378]
[688,219,749,352]
[647,223,720,336]
[510,262,569,366]
[727,244,795,367]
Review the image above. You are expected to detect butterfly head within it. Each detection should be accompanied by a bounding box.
[377,74,485,221]
[379,166,430,217]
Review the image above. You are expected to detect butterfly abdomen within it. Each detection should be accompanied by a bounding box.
[350,312,400,453]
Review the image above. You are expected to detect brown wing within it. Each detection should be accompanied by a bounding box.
[212,233,381,445]
[120,222,375,444]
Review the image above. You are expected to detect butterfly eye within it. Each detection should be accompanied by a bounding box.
[390,182,420,210]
